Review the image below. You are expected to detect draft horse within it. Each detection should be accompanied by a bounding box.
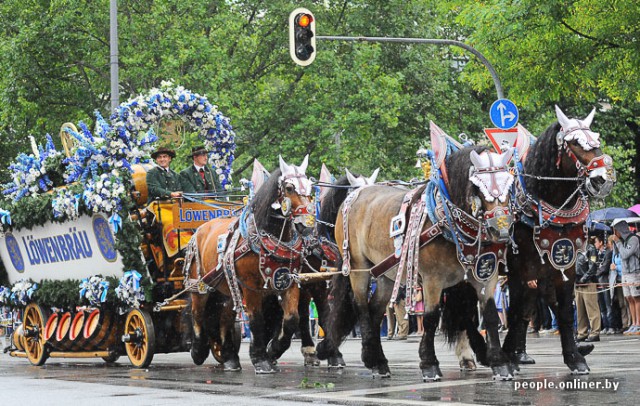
[443,106,615,374]
[319,122,516,381]
[184,156,316,373]
[502,106,615,374]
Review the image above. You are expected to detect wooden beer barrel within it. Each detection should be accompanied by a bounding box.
[131,163,154,207]
[82,309,117,351]
[68,310,88,351]
[53,312,73,351]
[43,313,59,342]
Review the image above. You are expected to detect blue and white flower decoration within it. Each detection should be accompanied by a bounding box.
[79,275,110,307]
[0,285,11,305]
[111,80,236,189]
[52,188,81,220]
[115,270,145,309]
[2,135,62,201]
[10,280,38,306]
[82,171,127,214]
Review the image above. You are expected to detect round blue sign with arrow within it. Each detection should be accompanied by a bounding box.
[490,99,519,130]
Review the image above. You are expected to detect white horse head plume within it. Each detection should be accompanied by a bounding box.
[345,168,380,188]
[555,105,600,150]
[278,155,312,196]
[469,149,515,203]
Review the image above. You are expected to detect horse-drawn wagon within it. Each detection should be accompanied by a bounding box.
[0,82,242,368]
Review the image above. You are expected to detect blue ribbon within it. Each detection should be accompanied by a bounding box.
[0,209,11,225]
[109,213,122,233]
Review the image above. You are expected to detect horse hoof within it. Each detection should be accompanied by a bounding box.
[223,359,242,372]
[372,366,391,378]
[421,366,443,382]
[327,355,346,368]
[191,348,209,366]
[304,353,321,367]
[254,360,277,374]
[491,365,513,381]
[459,359,477,371]
[514,351,536,365]
[577,343,594,357]
[569,363,590,375]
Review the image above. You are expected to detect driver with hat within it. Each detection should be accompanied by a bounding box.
[179,146,221,194]
[146,146,183,202]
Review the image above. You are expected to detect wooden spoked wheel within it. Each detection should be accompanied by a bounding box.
[123,309,155,368]
[210,340,223,364]
[23,303,49,366]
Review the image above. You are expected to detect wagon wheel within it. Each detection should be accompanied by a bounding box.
[210,320,243,364]
[210,339,224,364]
[23,303,49,366]
[123,308,155,368]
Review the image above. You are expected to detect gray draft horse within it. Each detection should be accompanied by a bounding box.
[318,123,516,381]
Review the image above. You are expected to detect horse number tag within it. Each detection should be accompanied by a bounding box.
[473,252,498,282]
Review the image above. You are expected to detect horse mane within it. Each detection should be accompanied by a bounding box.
[523,121,573,203]
[318,175,353,239]
[445,145,490,213]
[249,168,283,233]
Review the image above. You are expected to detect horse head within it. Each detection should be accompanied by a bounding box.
[554,105,615,198]
[277,155,316,236]
[467,148,515,243]
[345,168,380,188]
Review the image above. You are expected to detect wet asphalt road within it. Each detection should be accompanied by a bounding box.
[1,332,638,405]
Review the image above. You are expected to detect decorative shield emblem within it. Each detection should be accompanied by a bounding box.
[272,267,293,291]
[473,252,498,282]
[550,238,575,269]
[5,233,24,272]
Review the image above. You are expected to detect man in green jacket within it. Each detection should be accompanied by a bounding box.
[179,146,222,194]
[146,146,183,202]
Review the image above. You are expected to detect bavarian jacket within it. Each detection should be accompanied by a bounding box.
[615,232,640,274]
[576,243,599,284]
[179,165,221,194]
[146,166,182,202]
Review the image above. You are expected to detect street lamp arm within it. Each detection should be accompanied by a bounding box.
[316,36,504,100]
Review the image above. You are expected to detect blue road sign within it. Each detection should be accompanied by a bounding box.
[490,99,519,130]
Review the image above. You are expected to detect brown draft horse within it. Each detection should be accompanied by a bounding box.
[319,126,517,381]
[444,106,615,374]
[184,156,316,374]
[264,169,380,368]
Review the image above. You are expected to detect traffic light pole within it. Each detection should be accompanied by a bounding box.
[316,36,504,100]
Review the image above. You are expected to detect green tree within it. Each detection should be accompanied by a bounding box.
[437,0,640,205]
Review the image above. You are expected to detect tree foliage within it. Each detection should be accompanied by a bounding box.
[0,0,636,205]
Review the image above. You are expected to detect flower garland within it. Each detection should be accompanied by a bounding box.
[10,280,38,306]
[0,285,11,305]
[110,80,236,189]
[79,275,110,307]
[2,135,63,201]
[115,270,145,310]
[52,188,81,220]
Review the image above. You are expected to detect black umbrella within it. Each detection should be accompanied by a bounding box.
[587,207,639,228]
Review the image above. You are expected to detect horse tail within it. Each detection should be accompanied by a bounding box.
[316,265,356,360]
[440,281,480,345]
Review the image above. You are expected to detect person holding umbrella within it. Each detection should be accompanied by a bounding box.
[612,219,640,335]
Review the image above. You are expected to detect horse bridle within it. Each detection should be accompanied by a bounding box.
[276,173,316,227]
[558,135,615,198]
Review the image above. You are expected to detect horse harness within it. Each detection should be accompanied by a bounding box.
[339,180,509,313]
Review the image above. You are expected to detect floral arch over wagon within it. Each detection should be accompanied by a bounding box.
[0,81,236,308]
[110,80,236,189]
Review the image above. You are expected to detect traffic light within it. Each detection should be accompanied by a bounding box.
[289,8,316,66]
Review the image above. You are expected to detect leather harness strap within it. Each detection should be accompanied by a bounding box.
[370,221,443,278]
